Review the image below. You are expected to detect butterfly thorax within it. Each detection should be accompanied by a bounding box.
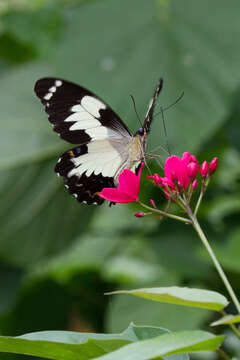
[127,133,146,167]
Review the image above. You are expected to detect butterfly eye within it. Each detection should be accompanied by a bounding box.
[137,127,144,136]
[73,147,82,155]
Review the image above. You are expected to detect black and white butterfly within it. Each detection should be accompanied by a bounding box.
[34,77,163,205]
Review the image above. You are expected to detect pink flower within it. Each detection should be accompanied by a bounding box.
[99,162,144,203]
[209,157,218,175]
[164,155,191,189]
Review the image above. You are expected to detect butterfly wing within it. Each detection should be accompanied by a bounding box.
[142,78,163,133]
[34,77,132,143]
[34,78,133,204]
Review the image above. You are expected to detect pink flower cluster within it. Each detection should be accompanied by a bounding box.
[148,152,199,198]
[98,152,218,205]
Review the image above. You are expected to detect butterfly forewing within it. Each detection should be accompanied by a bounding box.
[143,78,163,134]
[34,78,132,144]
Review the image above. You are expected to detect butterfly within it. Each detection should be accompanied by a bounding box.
[34,77,163,205]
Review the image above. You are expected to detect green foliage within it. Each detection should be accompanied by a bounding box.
[0,324,223,360]
[0,0,240,359]
[108,287,228,311]
[211,314,240,326]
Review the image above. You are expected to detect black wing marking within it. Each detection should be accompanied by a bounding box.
[55,145,114,205]
[34,77,132,144]
[143,78,163,134]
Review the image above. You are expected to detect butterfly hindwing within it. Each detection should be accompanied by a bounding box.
[55,145,114,205]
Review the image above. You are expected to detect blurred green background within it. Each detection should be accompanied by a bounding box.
[1,0,240,358]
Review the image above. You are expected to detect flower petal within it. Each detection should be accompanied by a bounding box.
[164,155,190,188]
[182,152,191,164]
[118,162,144,198]
[99,187,138,203]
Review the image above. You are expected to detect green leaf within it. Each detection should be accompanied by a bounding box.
[212,228,240,272]
[2,6,63,60]
[94,331,224,360]
[107,287,228,311]
[2,0,240,170]
[211,314,240,326]
[106,287,212,333]
[0,63,62,170]
[0,323,169,360]
[0,159,95,267]
[51,0,240,154]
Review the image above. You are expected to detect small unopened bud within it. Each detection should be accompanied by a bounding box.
[149,199,156,207]
[187,162,199,179]
[191,179,198,190]
[200,161,208,178]
[147,174,162,185]
[209,157,218,175]
[134,211,145,218]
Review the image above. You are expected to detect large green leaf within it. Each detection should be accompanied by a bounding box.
[0,158,95,266]
[51,0,240,154]
[2,0,240,170]
[106,288,212,333]
[210,228,240,273]
[1,0,240,266]
[0,323,187,360]
[0,63,61,170]
[94,331,224,360]
[107,287,228,311]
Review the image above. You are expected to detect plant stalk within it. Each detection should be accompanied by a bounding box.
[216,348,232,360]
[139,201,191,224]
[189,210,240,314]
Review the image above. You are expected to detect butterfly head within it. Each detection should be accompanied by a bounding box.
[137,127,144,136]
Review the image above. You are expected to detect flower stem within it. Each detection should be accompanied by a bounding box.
[194,178,210,216]
[189,210,240,314]
[194,189,204,216]
[139,201,191,224]
[220,310,240,339]
[216,348,232,360]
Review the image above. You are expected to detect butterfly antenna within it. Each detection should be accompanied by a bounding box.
[160,105,171,156]
[130,94,143,128]
[163,90,184,111]
[154,91,184,117]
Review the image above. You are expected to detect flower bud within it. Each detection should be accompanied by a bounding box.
[147,174,162,185]
[134,211,145,218]
[187,162,199,179]
[209,157,218,175]
[149,199,156,207]
[200,161,208,178]
[191,179,198,189]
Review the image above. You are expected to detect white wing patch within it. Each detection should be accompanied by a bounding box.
[43,79,62,100]
[81,96,106,117]
[69,118,100,131]
[65,95,125,141]
[67,140,128,178]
